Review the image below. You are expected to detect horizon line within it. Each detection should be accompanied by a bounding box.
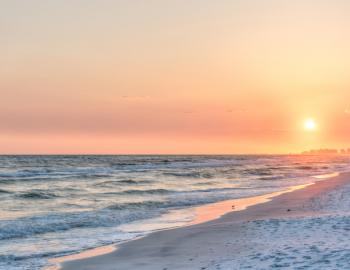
[0,153,300,156]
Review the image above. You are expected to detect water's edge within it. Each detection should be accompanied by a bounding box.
[2,155,349,270]
[50,173,339,270]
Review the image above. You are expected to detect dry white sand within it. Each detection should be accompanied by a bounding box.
[59,173,350,270]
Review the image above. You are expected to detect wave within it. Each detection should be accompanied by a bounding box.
[162,171,215,178]
[94,179,153,187]
[121,188,172,195]
[258,175,283,181]
[72,173,113,179]
[106,200,167,210]
[297,166,315,170]
[0,251,65,263]
[0,184,293,244]
[0,208,160,241]
[163,171,201,177]
[0,168,115,184]
[107,186,249,198]
[106,187,260,210]
[193,181,218,186]
[243,168,274,176]
[16,190,59,200]
[101,189,172,196]
[117,179,142,184]
[105,197,229,211]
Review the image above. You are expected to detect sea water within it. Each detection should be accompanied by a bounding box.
[0,155,350,269]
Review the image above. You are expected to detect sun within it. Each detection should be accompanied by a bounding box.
[304,118,316,131]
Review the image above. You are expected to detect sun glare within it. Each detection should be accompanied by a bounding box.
[304,118,316,131]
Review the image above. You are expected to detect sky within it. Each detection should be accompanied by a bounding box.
[1,0,350,154]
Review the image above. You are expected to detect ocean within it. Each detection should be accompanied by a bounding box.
[0,155,350,270]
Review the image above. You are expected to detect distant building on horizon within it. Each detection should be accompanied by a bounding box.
[301,148,341,155]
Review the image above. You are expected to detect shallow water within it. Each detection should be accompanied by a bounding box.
[0,155,349,269]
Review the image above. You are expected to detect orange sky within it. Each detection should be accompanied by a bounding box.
[1,0,350,154]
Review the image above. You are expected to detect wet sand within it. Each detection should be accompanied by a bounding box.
[58,172,349,270]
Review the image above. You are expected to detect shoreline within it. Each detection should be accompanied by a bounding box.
[49,183,311,269]
[53,172,349,270]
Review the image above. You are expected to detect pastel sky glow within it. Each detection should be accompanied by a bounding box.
[2,0,350,154]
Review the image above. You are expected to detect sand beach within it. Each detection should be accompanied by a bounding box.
[58,172,350,270]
